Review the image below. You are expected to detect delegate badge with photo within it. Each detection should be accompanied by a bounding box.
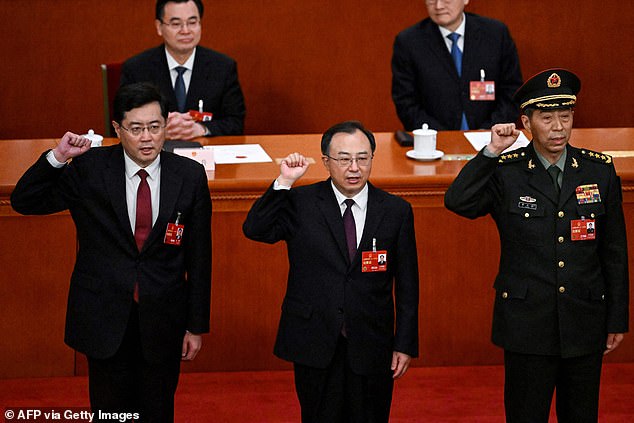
[164,212,184,246]
[571,219,596,241]
[470,80,495,101]
[362,250,387,272]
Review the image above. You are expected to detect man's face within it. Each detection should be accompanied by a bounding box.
[155,0,202,58]
[426,0,469,31]
[521,109,574,160]
[114,102,166,168]
[322,130,373,197]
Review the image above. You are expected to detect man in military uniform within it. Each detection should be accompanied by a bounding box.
[445,69,629,422]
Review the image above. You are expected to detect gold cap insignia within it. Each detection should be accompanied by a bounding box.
[547,73,561,88]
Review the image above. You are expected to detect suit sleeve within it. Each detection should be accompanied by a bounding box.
[243,183,293,244]
[391,35,444,131]
[185,166,213,334]
[393,203,420,357]
[486,25,523,127]
[599,167,629,333]
[203,60,245,137]
[444,150,501,219]
[10,152,78,215]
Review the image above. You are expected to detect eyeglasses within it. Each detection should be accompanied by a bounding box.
[119,124,165,137]
[425,0,452,4]
[160,18,201,31]
[325,155,372,167]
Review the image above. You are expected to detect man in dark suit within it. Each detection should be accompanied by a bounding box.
[11,82,212,422]
[445,69,629,422]
[243,121,419,422]
[392,0,522,131]
[121,0,245,140]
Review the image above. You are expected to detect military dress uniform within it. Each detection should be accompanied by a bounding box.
[445,69,629,423]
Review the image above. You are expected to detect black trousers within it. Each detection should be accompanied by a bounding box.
[87,303,181,423]
[293,335,394,423]
[503,350,603,423]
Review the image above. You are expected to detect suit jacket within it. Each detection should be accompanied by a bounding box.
[243,180,419,375]
[120,45,246,136]
[445,144,629,358]
[11,145,212,363]
[392,13,522,131]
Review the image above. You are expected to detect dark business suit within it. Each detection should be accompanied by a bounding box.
[11,144,211,420]
[121,45,245,136]
[392,13,522,131]
[243,180,419,420]
[445,143,629,421]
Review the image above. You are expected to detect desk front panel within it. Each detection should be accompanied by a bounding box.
[1,130,633,377]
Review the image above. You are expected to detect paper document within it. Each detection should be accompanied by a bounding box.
[464,131,530,154]
[205,144,272,164]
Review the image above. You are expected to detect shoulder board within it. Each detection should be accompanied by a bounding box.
[579,149,612,165]
[497,149,528,165]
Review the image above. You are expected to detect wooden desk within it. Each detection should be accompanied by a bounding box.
[1,129,633,378]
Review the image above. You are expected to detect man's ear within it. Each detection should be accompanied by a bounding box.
[520,114,531,133]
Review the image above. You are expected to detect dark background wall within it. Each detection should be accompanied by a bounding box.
[1,1,632,139]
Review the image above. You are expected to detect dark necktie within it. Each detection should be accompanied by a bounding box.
[547,165,561,198]
[448,33,469,130]
[135,169,152,251]
[134,170,152,301]
[343,199,357,261]
[174,66,187,112]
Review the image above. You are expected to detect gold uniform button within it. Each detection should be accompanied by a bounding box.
[559,286,566,293]
[558,236,564,243]
[558,261,565,268]
[591,213,595,218]
[601,294,605,300]
[502,292,508,299]
[558,211,565,218]
[524,213,530,218]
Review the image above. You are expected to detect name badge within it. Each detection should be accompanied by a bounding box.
[164,212,184,246]
[189,110,214,122]
[362,250,387,272]
[571,219,596,241]
[470,80,495,101]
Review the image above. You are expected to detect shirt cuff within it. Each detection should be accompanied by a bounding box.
[273,179,291,190]
[46,150,67,168]
[482,145,499,158]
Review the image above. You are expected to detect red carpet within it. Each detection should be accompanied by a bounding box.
[1,364,633,422]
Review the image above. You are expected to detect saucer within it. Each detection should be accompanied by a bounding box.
[406,149,444,161]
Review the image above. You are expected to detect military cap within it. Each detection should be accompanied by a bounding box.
[513,68,581,111]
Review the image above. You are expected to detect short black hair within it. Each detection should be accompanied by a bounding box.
[113,82,168,124]
[156,0,204,20]
[321,121,376,155]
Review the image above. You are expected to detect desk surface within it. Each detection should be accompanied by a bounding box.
[2,128,634,197]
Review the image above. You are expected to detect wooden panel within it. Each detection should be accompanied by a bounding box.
[0,1,632,139]
[0,212,76,378]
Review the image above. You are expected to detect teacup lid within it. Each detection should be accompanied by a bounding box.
[412,123,437,136]
[83,129,103,141]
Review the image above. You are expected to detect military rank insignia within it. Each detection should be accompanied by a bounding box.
[575,184,601,204]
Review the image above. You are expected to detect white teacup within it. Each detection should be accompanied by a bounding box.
[412,123,437,156]
[83,129,103,147]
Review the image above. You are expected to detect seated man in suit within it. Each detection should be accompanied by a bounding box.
[121,0,246,140]
[11,82,212,422]
[243,121,419,422]
[392,0,522,131]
